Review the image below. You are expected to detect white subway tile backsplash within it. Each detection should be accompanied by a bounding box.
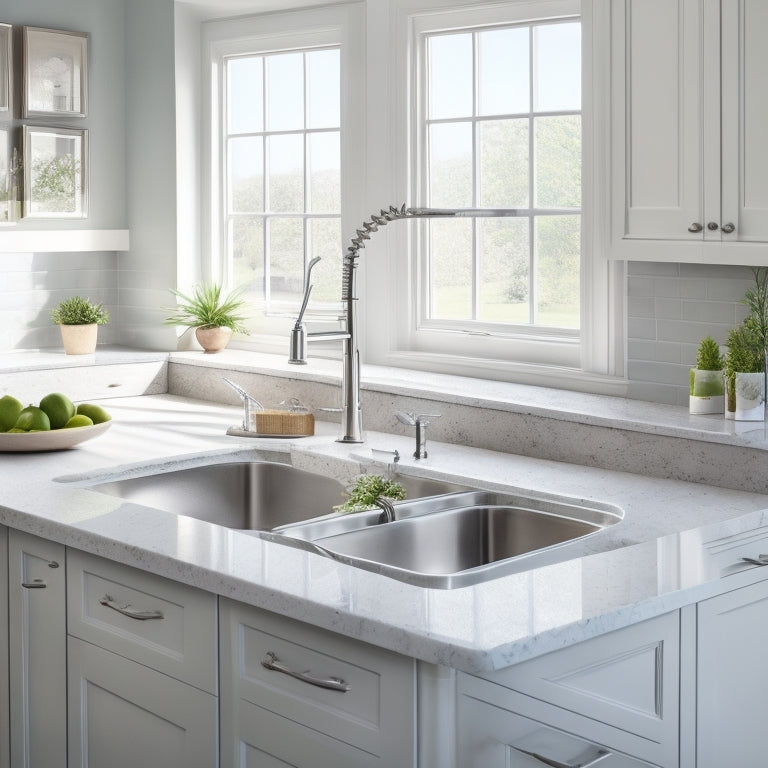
[627,261,753,405]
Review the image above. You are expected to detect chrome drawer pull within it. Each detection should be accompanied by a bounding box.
[510,744,610,768]
[21,579,46,589]
[99,594,164,621]
[261,651,351,692]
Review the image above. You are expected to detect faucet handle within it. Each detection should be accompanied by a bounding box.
[414,413,441,425]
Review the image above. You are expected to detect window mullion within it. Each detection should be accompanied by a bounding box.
[528,24,536,325]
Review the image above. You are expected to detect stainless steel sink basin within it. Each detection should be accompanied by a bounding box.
[275,491,623,588]
[89,461,469,532]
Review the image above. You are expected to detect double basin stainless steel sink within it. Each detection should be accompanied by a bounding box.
[90,460,623,589]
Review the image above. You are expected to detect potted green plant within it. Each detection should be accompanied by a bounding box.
[724,268,768,420]
[689,336,725,414]
[165,283,250,353]
[51,296,109,355]
[725,319,764,420]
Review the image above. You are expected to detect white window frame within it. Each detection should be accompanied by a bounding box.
[362,0,624,391]
[202,4,365,355]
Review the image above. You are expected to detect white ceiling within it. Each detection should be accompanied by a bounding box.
[175,0,326,20]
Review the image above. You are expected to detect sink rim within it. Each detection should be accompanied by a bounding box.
[267,490,624,589]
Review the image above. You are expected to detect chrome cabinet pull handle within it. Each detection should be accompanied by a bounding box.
[510,744,611,768]
[21,579,46,589]
[261,651,351,692]
[721,222,735,234]
[688,222,703,232]
[99,594,164,621]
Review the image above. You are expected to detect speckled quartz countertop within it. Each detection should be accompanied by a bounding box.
[1,392,768,674]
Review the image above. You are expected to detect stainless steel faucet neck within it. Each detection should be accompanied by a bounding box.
[289,204,521,444]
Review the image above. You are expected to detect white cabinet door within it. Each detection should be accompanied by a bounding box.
[697,578,768,766]
[611,0,703,242]
[610,0,768,260]
[8,530,66,768]
[67,637,218,768]
[720,0,768,242]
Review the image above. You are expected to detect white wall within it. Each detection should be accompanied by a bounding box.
[0,0,126,350]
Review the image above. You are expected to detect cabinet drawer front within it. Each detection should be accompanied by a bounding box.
[67,549,217,693]
[68,637,217,768]
[458,693,657,768]
[220,599,415,764]
[481,612,679,751]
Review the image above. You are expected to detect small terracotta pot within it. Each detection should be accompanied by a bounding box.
[195,326,233,353]
[59,323,98,355]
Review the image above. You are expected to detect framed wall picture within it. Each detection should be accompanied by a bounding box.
[0,24,11,116]
[23,27,87,117]
[23,125,88,218]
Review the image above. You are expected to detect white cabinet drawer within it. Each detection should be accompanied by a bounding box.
[220,598,415,767]
[457,689,658,768]
[66,548,217,693]
[477,611,679,763]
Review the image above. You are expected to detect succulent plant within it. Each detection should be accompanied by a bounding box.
[165,283,250,334]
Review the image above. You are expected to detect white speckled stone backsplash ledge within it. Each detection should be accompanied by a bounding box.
[168,355,768,496]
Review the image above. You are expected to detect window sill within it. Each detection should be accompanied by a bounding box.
[168,348,768,455]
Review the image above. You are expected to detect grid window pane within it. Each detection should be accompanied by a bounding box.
[229,137,263,212]
[479,119,529,208]
[223,45,340,309]
[423,20,580,330]
[308,132,340,213]
[479,218,530,323]
[478,28,529,116]
[429,122,473,207]
[231,217,264,291]
[266,53,304,131]
[535,115,581,208]
[307,49,340,129]
[267,217,305,301]
[534,23,581,112]
[308,217,342,302]
[268,134,304,213]
[428,33,473,119]
[228,57,263,134]
[535,215,580,328]
[429,219,473,320]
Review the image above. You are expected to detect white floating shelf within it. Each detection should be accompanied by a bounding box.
[0,229,129,253]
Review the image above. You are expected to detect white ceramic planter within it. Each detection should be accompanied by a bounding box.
[59,323,98,355]
[735,371,765,421]
[195,326,232,353]
[689,369,725,414]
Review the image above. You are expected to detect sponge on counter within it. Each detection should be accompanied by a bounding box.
[252,409,315,436]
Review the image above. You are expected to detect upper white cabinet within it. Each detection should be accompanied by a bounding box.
[609,0,768,263]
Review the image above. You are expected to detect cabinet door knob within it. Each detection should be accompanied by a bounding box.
[721,222,735,234]
[688,222,703,232]
[707,222,719,231]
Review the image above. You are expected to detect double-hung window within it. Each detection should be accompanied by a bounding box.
[205,6,362,346]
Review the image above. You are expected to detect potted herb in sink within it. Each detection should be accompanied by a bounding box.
[689,336,725,414]
[51,296,109,355]
[165,283,250,353]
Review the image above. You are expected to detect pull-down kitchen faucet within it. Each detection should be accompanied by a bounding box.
[289,205,520,443]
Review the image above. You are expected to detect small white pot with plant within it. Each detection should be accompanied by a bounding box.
[51,296,109,355]
[165,283,250,353]
[689,336,725,414]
